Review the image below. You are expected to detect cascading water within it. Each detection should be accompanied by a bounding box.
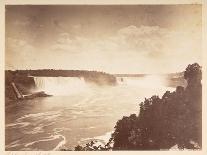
[33,77,88,96]
[117,76,166,87]
[116,75,175,93]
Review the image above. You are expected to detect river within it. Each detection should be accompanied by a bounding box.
[5,76,175,151]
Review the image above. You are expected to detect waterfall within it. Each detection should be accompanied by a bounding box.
[33,77,88,96]
[116,76,172,88]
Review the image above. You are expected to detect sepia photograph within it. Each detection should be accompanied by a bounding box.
[3,0,204,152]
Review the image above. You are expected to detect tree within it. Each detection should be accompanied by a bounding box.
[184,63,202,89]
[111,63,202,150]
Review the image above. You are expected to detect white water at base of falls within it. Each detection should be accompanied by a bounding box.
[34,77,88,96]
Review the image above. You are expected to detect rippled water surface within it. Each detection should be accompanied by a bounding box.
[5,77,175,151]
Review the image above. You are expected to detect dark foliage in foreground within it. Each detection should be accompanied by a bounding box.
[60,138,113,151]
[74,139,113,151]
[112,63,202,150]
[70,63,202,151]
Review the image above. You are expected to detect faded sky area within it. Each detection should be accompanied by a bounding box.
[5,5,202,74]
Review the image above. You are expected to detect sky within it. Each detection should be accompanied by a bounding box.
[5,5,202,74]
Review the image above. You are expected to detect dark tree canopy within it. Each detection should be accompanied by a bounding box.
[112,63,202,150]
[184,63,202,88]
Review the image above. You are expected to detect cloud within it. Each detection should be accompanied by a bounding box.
[6,25,201,73]
[116,25,167,56]
[116,25,201,70]
[47,25,201,73]
[6,38,37,69]
[13,19,31,27]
